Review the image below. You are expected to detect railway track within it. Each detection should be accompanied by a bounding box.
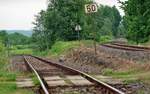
[101,43,150,52]
[112,43,150,51]
[23,55,124,94]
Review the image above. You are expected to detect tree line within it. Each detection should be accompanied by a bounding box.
[33,0,150,51]
[32,0,123,50]
[0,30,31,46]
[120,0,150,43]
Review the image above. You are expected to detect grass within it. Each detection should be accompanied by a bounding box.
[0,71,16,81]
[0,82,16,94]
[10,45,33,55]
[49,41,80,57]
[102,68,150,84]
[0,82,34,94]
[11,49,33,55]
[49,40,93,57]
[0,46,34,94]
[0,69,34,94]
[31,74,40,86]
[32,50,49,56]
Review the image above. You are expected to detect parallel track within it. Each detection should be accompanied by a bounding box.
[101,43,150,52]
[112,43,150,51]
[23,55,124,94]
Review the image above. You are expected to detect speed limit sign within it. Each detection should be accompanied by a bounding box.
[85,4,98,13]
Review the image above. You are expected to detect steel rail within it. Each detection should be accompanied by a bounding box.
[30,55,125,94]
[101,44,144,51]
[112,43,150,51]
[23,56,49,94]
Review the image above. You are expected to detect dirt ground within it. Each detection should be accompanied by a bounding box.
[56,46,150,94]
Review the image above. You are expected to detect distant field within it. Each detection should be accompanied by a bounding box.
[11,49,33,55]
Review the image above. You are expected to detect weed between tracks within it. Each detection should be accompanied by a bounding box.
[31,74,40,86]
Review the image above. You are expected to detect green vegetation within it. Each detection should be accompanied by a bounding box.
[120,0,150,43]
[49,41,80,57]
[31,40,94,57]
[0,82,16,94]
[0,82,34,94]
[0,30,31,46]
[99,35,113,43]
[8,32,31,45]
[31,74,40,86]
[102,68,150,84]
[32,0,122,51]
[11,48,33,55]
[0,72,16,82]
[49,40,95,57]
[0,33,34,94]
[0,0,150,93]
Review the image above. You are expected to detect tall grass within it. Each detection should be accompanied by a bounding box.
[48,40,93,57]
[0,44,34,94]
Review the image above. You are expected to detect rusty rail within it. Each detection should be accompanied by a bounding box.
[23,56,49,94]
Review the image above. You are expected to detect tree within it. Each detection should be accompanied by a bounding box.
[33,0,93,50]
[111,6,122,37]
[98,5,122,38]
[32,0,121,50]
[120,0,150,43]
[8,32,30,45]
[0,30,8,47]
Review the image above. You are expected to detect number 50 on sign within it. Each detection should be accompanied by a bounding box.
[85,4,98,13]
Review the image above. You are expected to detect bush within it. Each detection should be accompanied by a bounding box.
[99,36,113,43]
[49,41,80,57]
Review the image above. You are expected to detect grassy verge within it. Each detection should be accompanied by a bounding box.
[0,46,34,94]
[11,49,33,55]
[10,45,33,55]
[102,68,150,84]
[0,67,34,94]
[48,40,93,57]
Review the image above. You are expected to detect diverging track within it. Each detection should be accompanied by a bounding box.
[23,55,124,94]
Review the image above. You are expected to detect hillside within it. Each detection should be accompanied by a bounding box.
[6,30,32,36]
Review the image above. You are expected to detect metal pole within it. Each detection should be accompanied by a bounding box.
[94,36,97,55]
[78,30,80,41]
[90,14,97,56]
[94,15,97,56]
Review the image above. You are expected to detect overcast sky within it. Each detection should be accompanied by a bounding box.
[0,0,126,30]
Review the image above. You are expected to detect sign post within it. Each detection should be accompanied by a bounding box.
[75,25,82,41]
[85,4,98,14]
[85,3,98,55]
[75,25,82,57]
